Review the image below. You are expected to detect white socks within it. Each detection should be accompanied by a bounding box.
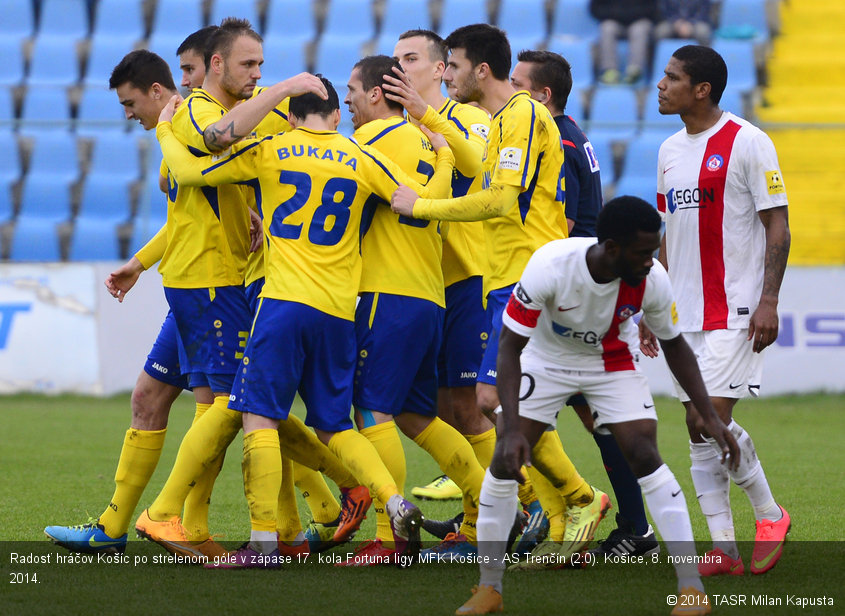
[690,440,738,557]
[476,469,519,594]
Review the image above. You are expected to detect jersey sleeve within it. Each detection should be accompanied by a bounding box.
[491,98,539,191]
[640,262,681,340]
[563,143,581,222]
[420,103,487,177]
[173,95,224,154]
[501,248,555,338]
[741,130,788,212]
[355,141,454,200]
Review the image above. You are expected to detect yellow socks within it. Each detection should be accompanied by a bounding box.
[361,421,406,543]
[277,414,358,489]
[327,429,398,506]
[183,401,226,542]
[99,428,166,538]
[526,465,566,541]
[148,400,242,521]
[532,430,593,507]
[277,455,302,541]
[242,429,282,533]
[413,417,485,543]
[464,427,496,468]
[293,461,340,525]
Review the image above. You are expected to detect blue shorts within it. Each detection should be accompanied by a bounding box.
[143,311,190,390]
[245,277,264,316]
[353,292,443,416]
[164,285,252,393]
[477,285,514,386]
[228,299,356,433]
[437,276,487,388]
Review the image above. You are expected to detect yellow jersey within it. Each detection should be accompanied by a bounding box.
[157,124,454,321]
[353,116,445,307]
[161,88,252,288]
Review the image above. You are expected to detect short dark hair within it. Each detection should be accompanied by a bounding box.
[353,55,405,113]
[204,17,262,70]
[288,75,339,119]
[672,45,728,105]
[177,25,219,57]
[597,196,662,245]
[444,23,511,80]
[516,49,572,112]
[398,29,448,64]
[109,49,176,91]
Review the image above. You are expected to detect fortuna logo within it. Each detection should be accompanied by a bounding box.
[616,304,637,320]
[706,154,724,171]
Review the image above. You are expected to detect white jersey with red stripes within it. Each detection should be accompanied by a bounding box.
[657,112,788,332]
[502,238,680,372]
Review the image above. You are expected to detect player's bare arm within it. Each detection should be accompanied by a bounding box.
[105,257,145,302]
[659,333,741,470]
[749,205,791,353]
[202,72,328,153]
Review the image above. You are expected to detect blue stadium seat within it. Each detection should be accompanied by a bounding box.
[83,35,135,87]
[0,132,20,183]
[323,0,376,40]
[712,39,757,92]
[91,0,144,41]
[585,133,617,183]
[0,86,15,127]
[618,132,666,181]
[20,87,72,135]
[146,33,184,87]
[313,36,367,87]
[0,179,13,223]
[78,175,133,221]
[38,0,89,39]
[563,90,585,124]
[650,38,696,85]
[259,38,309,84]
[76,86,131,136]
[380,0,431,39]
[497,0,547,42]
[719,85,745,117]
[551,0,599,41]
[613,175,657,204]
[88,133,140,182]
[588,86,639,139]
[150,0,204,40]
[18,177,73,222]
[438,0,489,37]
[717,0,769,38]
[0,0,35,41]
[264,0,317,41]
[10,217,62,261]
[26,36,81,87]
[128,214,167,256]
[546,39,594,88]
[68,217,122,260]
[26,132,80,182]
[210,0,260,31]
[0,37,25,86]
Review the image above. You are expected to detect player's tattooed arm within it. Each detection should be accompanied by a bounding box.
[750,205,790,352]
[203,121,245,153]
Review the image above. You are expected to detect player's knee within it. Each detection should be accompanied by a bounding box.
[476,384,499,416]
[130,379,171,430]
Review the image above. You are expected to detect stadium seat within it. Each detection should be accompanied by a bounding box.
[438,0,489,37]
[0,37,25,86]
[551,0,600,41]
[18,177,73,222]
[26,132,80,182]
[0,0,35,41]
[617,132,666,182]
[719,85,745,117]
[77,175,133,222]
[0,178,13,223]
[150,0,204,41]
[91,0,145,42]
[0,132,20,183]
[380,0,431,39]
[563,90,585,125]
[26,36,81,87]
[641,88,683,135]
[712,39,757,92]
[19,87,72,135]
[37,0,89,40]
[612,175,657,203]
[9,217,62,261]
[586,133,617,183]
[264,0,317,41]
[588,86,639,139]
[650,38,697,85]
[146,33,185,88]
[0,86,15,127]
[88,133,140,182]
[210,0,260,31]
[128,213,167,256]
[717,0,769,38]
[313,36,367,87]
[76,86,131,136]
[546,39,594,88]
[323,0,376,40]
[259,38,309,84]
[68,217,122,261]
[497,0,547,42]
[83,35,135,87]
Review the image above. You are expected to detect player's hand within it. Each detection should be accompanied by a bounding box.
[281,72,328,100]
[698,416,741,472]
[382,66,428,119]
[390,184,420,217]
[489,432,531,483]
[158,94,183,124]
[248,208,263,253]
[104,257,145,302]
[638,319,660,358]
[419,125,448,152]
[747,297,779,353]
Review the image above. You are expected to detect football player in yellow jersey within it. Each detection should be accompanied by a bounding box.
[389,25,605,614]
[147,77,457,566]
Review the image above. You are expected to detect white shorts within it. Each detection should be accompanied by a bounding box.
[672,329,763,402]
[513,360,658,429]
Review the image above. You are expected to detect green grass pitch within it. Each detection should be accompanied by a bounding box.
[1,393,843,615]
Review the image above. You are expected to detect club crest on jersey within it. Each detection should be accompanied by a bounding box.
[705,154,724,172]
[616,304,637,321]
[499,147,522,171]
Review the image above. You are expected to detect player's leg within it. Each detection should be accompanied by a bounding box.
[295,461,344,553]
